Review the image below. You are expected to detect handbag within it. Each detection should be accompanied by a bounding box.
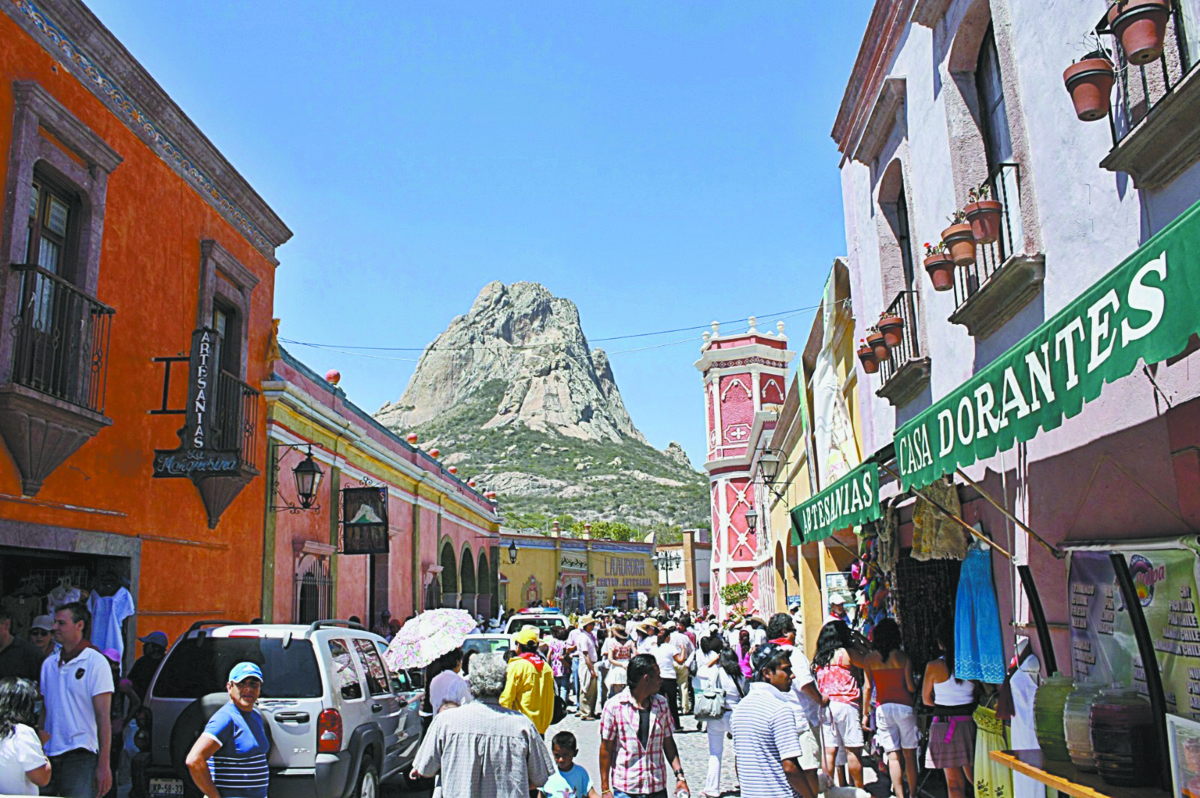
[694,685,727,721]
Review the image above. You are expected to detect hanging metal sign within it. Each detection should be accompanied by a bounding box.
[789,461,880,544]
[154,327,241,478]
[342,486,389,554]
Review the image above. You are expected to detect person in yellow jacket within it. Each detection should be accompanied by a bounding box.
[500,625,556,734]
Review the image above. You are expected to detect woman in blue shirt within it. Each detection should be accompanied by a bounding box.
[185,663,270,798]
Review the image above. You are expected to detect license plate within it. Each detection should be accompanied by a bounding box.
[149,778,184,796]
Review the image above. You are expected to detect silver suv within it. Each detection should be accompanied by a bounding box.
[131,620,423,798]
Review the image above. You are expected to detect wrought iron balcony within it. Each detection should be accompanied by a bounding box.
[10,264,114,413]
[876,290,930,408]
[214,368,260,472]
[1098,0,1200,187]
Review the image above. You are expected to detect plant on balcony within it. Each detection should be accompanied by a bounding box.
[942,210,977,267]
[857,339,879,374]
[964,183,1005,245]
[923,241,955,292]
[866,327,889,362]
[1107,0,1171,65]
[1063,45,1116,122]
[877,310,905,349]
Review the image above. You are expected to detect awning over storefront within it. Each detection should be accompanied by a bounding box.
[896,197,1200,491]
[790,461,880,544]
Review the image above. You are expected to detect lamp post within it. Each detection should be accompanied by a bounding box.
[756,448,788,503]
[270,443,324,513]
[653,551,682,609]
[507,539,518,565]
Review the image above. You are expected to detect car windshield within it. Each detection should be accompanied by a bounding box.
[462,637,510,655]
[153,635,322,699]
[507,617,565,635]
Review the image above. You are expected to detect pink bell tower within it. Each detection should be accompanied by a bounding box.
[695,317,793,620]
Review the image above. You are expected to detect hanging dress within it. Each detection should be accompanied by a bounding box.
[955,546,1006,684]
[973,706,1012,798]
[1010,657,1047,798]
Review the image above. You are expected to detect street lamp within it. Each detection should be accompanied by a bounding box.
[270,444,324,513]
[744,507,758,534]
[756,448,788,503]
[507,539,519,564]
[653,551,682,608]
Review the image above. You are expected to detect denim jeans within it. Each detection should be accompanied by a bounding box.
[45,748,98,798]
[570,657,581,706]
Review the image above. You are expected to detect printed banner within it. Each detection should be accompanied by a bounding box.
[790,461,880,544]
[895,197,1200,490]
[1068,540,1200,721]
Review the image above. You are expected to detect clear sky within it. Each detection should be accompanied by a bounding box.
[91,1,872,468]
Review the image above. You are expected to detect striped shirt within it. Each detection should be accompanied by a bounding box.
[730,683,804,798]
[202,702,269,798]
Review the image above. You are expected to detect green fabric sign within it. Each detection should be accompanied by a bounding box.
[896,196,1200,490]
[790,462,880,544]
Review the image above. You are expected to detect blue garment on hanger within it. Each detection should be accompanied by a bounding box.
[955,545,1005,683]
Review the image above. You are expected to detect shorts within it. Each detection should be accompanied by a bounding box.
[797,717,822,771]
[875,703,919,752]
[820,700,864,749]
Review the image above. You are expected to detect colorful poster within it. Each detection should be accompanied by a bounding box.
[1068,540,1200,720]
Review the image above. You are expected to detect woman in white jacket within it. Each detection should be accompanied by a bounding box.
[696,635,745,798]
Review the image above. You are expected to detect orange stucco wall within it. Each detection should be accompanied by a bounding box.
[0,11,281,644]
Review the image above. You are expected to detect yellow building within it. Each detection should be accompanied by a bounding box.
[498,528,658,613]
[766,260,864,653]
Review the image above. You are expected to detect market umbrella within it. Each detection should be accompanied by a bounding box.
[383,608,476,671]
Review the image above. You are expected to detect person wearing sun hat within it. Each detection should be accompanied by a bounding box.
[185,663,270,798]
[500,626,556,734]
[128,631,168,701]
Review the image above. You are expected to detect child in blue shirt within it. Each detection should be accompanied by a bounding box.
[542,731,598,798]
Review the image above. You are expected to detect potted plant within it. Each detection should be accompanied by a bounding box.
[1107,0,1171,65]
[942,210,977,267]
[964,183,1005,245]
[923,241,955,292]
[857,339,879,374]
[866,327,889,362]
[1063,48,1116,122]
[877,310,905,349]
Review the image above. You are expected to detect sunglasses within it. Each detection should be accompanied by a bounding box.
[30,630,50,636]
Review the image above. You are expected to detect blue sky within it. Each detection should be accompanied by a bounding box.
[92,1,872,468]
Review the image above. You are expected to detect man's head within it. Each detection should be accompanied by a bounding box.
[751,642,794,693]
[28,616,53,653]
[467,652,507,698]
[766,612,795,642]
[137,631,168,660]
[829,594,847,617]
[513,625,541,653]
[53,602,89,649]
[0,608,12,644]
[626,653,661,697]
[579,615,596,633]
[379,609,391,623]
[226,662,263,711]
[551,730,578,772]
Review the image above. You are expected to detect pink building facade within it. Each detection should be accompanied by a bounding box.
[696,320,794,620]
[262,347,500,628]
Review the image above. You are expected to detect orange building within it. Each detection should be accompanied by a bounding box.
[0,0,290,662]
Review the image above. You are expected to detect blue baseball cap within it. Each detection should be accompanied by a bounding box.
[137,631,168,647]
[228,662,264,684]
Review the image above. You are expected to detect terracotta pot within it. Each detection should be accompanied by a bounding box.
[964,200,1005,245]
[1107,0,1170,65]
[924,253,955,292]
[857,345,879,374]
[867,332,889,362]
[942,223,977,266]
[1063,58,1116,121]
[877,315,904,348]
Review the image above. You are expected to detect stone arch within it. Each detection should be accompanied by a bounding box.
[439,539,458,606]
[476,549,491,617]
[460,543,477,595]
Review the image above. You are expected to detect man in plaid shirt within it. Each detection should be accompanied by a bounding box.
[598,654,690,798]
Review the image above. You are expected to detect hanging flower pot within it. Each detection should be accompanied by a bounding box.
[964,183,1005,245]
[1063,56,1116,121]
[867,331,889,362]
[1107,0,1171,65]
[877,314,904,349]
[942,218,977,266]
[857,343,879,374]
[923,242,955,292]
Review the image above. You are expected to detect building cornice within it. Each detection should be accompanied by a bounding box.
[832,0,916,161]
[852,77,907,166]
[694,344,795,376]
[3,0,292,259]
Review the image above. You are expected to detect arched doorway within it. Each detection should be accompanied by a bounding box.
[294,555,331,624]
[476,551,491,619]
[459,544,477,615]
[439,541,458,608]
[774,542,787,612]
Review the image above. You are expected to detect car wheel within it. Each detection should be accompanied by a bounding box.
[353,761,379,798]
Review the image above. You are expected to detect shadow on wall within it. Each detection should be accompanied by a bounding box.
[971,289,1046,372]
[894,379,934,427]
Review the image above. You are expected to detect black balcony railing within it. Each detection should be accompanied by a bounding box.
[953,162,1021,309]
[214,369,260,471]
[1101,0,1198,146]
[10,264,114,414]
[879,290,922,386]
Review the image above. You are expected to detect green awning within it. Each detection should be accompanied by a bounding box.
[896,196,1200,491]
[790,462,880,544]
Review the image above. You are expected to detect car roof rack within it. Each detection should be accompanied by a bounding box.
[305,619,366,636]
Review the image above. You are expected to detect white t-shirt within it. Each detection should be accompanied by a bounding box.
[87,588,135,660]
[749,627,767,648]
[40,646,114,756]
[652,642,679,679]
[779,646,821,730]
[636,635,656,655]
[0,725,48,795]
[428,669,473,714]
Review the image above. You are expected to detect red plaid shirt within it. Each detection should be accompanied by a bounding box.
[599,689,674,794]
